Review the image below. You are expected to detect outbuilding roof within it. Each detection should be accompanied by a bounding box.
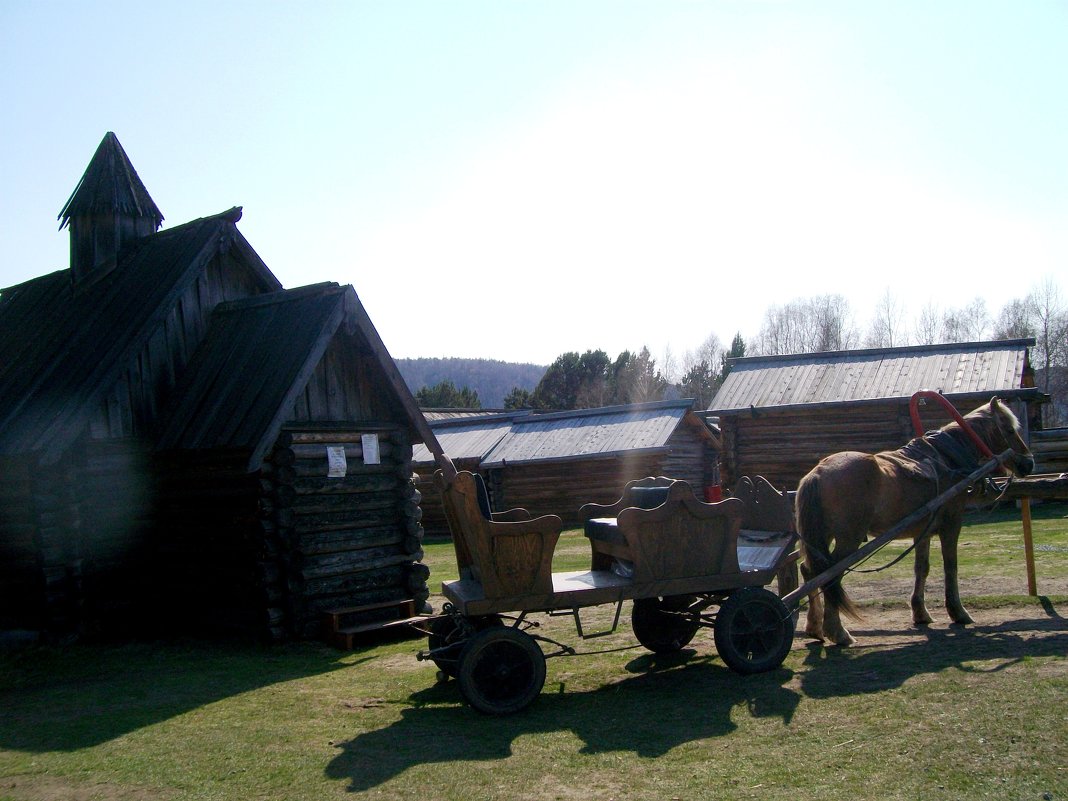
[708,339,1038,413]
[411,411,531,466]
[480,399,709,468]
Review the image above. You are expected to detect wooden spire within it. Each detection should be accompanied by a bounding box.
[58,132,164,282]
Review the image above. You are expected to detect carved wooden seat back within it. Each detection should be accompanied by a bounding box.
[435,466,562,599]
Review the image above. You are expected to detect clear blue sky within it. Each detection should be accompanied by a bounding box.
[2,1,1065,366]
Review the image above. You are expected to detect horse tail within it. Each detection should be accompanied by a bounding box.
[795,472,862,621]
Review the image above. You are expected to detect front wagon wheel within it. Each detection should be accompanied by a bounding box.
[714,587,795,674]
[457,626,546,715]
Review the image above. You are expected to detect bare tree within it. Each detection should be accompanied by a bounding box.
[756,295,857,355]
[1029,277,1067,394]
[866,288,908,348]
[914,302,942,345]
[992,297,1035,340]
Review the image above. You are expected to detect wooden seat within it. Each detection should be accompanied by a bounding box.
[579,477,744,582]
[435,465,562,599]
[730,475,799,596]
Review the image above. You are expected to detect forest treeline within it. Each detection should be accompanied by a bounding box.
[402,279,1067,426]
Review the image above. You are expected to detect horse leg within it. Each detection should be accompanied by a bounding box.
[819,581,856,646]
[910,535,933,626]
[819,543,858,646]
[801,562,825,641]
[939,512,973,625]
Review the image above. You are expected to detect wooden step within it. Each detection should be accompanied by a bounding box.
[323,598,427,649]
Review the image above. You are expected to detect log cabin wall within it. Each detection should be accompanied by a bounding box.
[718,396,1018,492]
[268,425,427,639]
[1032,428,1068,474]
[76,440,156,633]
[658,424,721,493]
[489,456,664,528]
[151,449,280,638]
[0,455,50,630]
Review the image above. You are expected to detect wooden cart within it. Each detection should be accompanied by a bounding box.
[415,459,800,714]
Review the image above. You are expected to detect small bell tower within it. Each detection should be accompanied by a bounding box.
[58,132,164,283]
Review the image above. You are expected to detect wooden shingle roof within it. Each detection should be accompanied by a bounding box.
[0,208,279,460]
[709,339,1038,413]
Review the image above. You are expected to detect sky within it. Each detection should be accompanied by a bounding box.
[2,1,1065,368]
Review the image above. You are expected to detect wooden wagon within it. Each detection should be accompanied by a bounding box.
[415,456,800,714]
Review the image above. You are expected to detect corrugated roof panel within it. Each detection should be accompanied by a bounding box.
[708,340,1034,412]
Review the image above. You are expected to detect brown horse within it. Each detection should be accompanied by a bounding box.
[796,397,1035,646]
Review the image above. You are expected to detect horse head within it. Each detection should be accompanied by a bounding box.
[965,397,1035,477]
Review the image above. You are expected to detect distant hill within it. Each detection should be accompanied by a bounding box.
[396,357,547,408]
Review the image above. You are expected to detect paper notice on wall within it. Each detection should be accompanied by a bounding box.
[361,433,381,465]
[326,446,347,477]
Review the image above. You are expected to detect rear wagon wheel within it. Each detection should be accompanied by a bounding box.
[632,595,700,653]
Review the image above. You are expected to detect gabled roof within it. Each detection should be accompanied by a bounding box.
[58,132,163,228]
[412,411,532,466]
[481,399,709,468]
[709,339,1038,413]
[156,283,440,470]
[0,208,280,460]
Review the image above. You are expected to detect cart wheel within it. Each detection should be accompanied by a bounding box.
[714,587,795,675]
[632,595,700,653]
[457,626,546,715]
[427,614,503,678]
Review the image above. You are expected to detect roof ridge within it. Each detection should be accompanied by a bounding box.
[215,282,343,312]
[727,338,1036,366]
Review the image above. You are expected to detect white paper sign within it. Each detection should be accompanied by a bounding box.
[326,446,347,477]
[361,433,381,465]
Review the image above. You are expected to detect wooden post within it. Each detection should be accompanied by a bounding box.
[1021,498,1037,596]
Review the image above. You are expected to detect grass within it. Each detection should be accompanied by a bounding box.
[1,503,1066,801]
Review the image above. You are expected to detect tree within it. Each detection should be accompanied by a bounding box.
[720,332,746,381]
[503,386,532,409]
[755,295,857,355]
[415,379,481,408]
[608,347,667,405]
[530,349,611,410]
[865,288,908,349]
[914,302,941,345]
[1028,277,1067,395]
[939,297,990,343]
[677,359,716,408]
[992,298,1035,340]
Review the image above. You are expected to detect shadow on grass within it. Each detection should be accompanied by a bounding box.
[798,609,1068,698]
[0,637,356,752]
[326,652,800,793]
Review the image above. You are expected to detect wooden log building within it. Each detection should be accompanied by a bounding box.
[707,340,1046,492]
[0,132,440,641]
[411,400,721,530]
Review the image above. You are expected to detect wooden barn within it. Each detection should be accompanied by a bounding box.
[708,339,1045,492]
[0,132,438,641]
[473,400,722,527]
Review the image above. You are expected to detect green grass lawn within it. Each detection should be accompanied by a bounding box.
[1,503,1066,801]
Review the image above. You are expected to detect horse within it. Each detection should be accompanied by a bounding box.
[795,396,1035,646]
